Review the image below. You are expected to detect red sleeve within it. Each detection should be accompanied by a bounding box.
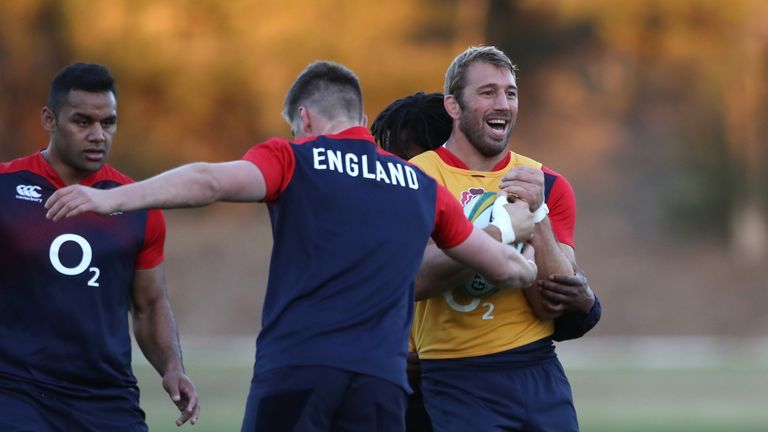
[432,183,473,249]
[241,138,296,203]
[544,167,576,248]
[136,209,166,269]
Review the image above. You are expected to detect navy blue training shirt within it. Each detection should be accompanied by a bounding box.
[0,153,165,396]
[242,127,472,390]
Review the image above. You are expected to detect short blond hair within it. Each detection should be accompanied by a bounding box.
[444,46,517,105]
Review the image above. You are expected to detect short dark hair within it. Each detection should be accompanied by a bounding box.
[445,46,516,106]
[48,62,116,115]
[282,61,363,126]
[370,92,452,158]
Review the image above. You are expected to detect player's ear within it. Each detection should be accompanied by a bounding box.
[299,106,312,136]
[361,113,368,128]
[41,106,56,132]
[444,95,461,120]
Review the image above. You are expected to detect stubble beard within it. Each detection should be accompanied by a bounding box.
[458,110,514,158]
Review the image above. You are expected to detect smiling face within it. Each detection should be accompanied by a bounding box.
[42,89,117,184]
[455,61,518,158]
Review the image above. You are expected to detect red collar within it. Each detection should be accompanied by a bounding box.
[433,146,511,171]
[293,126,375,145]
[33,151,119,188]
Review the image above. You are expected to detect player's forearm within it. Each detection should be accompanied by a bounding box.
[489,242,538,289]
[414,243,474,300]
[523,285,561,321]
[113,163,224,212]
[133,299,186,376]
[475,225,537,289]
[444,227,536,291]
[522,218,574,320]
[531,218,573,277]
[414,225,503,300]
[570,265,597,314]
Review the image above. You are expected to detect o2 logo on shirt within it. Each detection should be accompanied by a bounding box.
[49,234,101,287]
[443,190,497,320]
[443,290,495,320]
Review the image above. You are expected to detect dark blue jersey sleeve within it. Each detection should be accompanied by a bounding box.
[551,294,602,342]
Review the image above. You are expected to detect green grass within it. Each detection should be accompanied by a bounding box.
[136,364,249,431]
[133,338,253,431]
[572,369,768,432]
[133,337,768,431]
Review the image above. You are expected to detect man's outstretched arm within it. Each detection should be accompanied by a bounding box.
[443,226,538,291]
[415,199,534,300]
[45,160,266,220]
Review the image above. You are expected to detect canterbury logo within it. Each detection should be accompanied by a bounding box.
[16,184,43,202]
[17,185,42,198]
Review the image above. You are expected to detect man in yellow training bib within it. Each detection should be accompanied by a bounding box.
[410,46,601,432]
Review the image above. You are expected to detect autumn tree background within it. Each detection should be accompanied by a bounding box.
[2,0,767,337]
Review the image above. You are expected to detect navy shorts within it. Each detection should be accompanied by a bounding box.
[241,365,406,432]
[420,340,577,432]
[0,378,147,432]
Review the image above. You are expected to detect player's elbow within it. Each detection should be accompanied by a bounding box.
[187,163,225,205]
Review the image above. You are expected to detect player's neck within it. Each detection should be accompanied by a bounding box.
[306,116,362,137]
[40,148,89,186]
[444,133,509,172]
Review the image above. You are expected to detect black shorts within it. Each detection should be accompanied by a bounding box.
[241,365,406,432]
[0,379,146,432]
[419,339,578,432]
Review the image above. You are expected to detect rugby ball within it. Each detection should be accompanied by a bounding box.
[461,192,500,297]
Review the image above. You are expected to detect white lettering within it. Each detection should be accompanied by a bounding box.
[313,148,327,170]
[482,303,495,320]
[327,149,343,173]
[405,166,419,189]
[15,184,43,203]
[16,185,42,198]
[443,289,481,312]
[375,161,390,184]
[49,234,92,276]
[88,267,101,287]
[345,153,359,177]
[310,146,420,191]
[388,163,405,187]
[361,155,376,179]
[49,234,102,287]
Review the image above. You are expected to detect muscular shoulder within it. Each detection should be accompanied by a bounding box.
[0,153,41,175]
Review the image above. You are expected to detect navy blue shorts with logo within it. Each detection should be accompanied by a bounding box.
[420,339,577,432]
[0,377,147,432]
[241,365,406,432]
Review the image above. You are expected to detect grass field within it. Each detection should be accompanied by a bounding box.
[133,336,768,432]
